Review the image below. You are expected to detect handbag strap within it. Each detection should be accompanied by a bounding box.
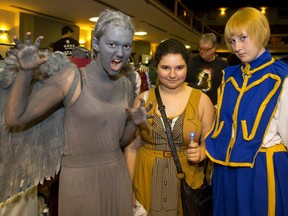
[155,87,183,174]
[155,87,210,181]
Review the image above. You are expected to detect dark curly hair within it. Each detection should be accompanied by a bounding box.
[153,38,189,68]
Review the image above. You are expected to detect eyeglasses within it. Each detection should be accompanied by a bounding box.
[198,46,214,52]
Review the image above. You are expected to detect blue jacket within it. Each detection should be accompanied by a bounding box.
[206,49,288,167]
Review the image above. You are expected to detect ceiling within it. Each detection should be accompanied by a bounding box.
[0,0,205,48]
[0,0,286,50]
[182,0,283,9]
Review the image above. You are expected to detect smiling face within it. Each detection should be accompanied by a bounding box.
[157,53,187,90]
[96,25,133,77]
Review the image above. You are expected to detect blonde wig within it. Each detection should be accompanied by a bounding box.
[224,7,270,51]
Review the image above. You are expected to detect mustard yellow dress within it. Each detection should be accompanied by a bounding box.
[133,87,206,215]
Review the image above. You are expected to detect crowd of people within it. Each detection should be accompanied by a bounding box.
[0,6,288,216]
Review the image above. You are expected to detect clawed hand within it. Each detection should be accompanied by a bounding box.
[125,98,153,126]
[8,32,48,70]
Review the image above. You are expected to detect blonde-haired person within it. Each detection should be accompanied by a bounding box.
[206,7,288,216]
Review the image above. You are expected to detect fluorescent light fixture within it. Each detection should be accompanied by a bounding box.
[89,17,99,22]
[134,31,147,36]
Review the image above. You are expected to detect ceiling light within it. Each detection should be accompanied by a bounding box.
[89,17,99,22]
[219,8,227,16]
[134,31,147,36]
[260,7,267,14]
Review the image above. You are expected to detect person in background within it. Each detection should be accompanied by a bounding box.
[206,7,288,216]
[125,38,215,215]
[185,33,228,106]
[52,25,79,57]
[4,9,150,216]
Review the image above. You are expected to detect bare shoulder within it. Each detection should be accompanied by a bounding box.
[199,92,212,104]
[47,66,79,94]
[199,92,215,117]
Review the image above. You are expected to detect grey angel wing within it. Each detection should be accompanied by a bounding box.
[0,51,75,202]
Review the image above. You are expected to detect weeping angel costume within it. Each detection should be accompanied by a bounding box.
[0,50,136,215]
[0,51,69,215]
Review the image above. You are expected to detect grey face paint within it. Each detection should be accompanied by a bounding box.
[92,37,99,52]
